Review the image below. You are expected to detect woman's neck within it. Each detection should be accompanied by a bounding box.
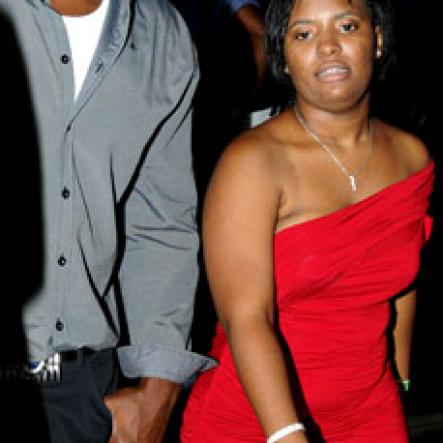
[295,99,372,152]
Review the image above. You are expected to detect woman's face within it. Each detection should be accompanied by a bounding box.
[284,0,382,112]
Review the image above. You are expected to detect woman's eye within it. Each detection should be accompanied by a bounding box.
[295,30,311,40]
[341,22,359,32]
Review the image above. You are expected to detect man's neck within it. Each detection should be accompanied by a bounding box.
[50,0,102,17]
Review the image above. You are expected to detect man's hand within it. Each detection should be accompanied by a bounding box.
[105,377,181,443]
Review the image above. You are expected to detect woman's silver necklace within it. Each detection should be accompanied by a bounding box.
[294,105,373,193]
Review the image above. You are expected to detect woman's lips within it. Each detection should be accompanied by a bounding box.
[315,64,351,81]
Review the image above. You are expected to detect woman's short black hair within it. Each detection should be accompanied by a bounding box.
[265,0,396,94]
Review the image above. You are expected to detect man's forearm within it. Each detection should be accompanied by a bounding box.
[105,377,181,443]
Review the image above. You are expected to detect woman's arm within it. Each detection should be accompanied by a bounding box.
[203,136,308,442]
[393,290,416,386]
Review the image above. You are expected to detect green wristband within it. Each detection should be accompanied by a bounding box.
[400,379,411,392]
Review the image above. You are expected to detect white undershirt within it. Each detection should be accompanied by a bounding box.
[62,0,110,100]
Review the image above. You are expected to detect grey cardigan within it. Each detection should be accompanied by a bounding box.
[0,0,214,382]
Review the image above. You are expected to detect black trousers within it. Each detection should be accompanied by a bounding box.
[2,348,117,442]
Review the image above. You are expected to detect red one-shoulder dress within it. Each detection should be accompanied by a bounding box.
[182,162,434,442]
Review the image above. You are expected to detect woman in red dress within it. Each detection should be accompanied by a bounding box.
[182,0,434,441]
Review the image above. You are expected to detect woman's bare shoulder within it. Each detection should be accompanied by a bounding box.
[214,113,290,179]
[216,132,273,175]
[203,118,286,232]
[376,120,431,172]
[207,128,279,203]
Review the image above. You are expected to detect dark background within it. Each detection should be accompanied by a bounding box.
[1,8,50,440]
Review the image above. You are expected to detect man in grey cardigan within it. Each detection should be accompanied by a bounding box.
[0,0,213,442]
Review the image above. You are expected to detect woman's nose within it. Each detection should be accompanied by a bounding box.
[317,31,341,57]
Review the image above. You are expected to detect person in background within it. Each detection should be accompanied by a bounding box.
[0,1,214,442]
[181,0,433,441]
[229,0,278,127]
[176,0,267,97]
[229,0,267,95]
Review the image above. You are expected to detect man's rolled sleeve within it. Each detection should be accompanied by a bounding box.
[118,345,215,384]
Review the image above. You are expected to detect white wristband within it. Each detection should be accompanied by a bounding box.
[267,422,305,443]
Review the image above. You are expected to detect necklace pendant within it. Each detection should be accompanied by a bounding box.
[349,175,357,192]
[293,106,372,195]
